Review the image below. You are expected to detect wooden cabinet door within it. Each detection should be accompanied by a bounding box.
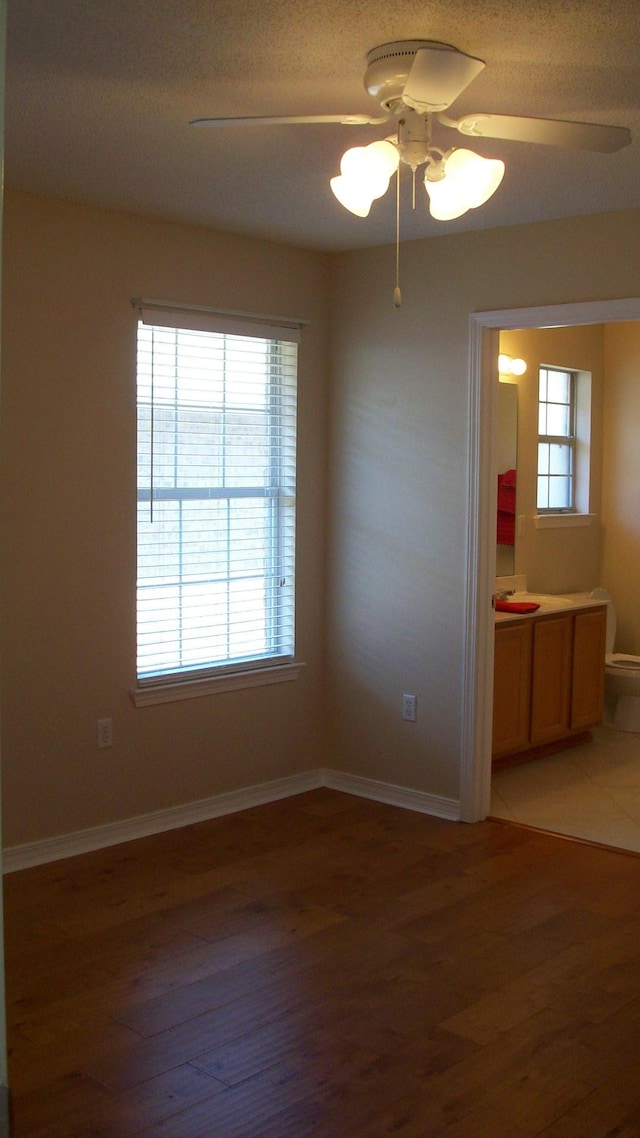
[493,622,532,758]
[571,606,606,729]
[530,614,572,745]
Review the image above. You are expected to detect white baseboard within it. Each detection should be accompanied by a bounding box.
[2,769,324,873]
[322,768,460,820]
[2,768,460,873]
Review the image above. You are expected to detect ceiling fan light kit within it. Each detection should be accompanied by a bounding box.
[330,107,506,222]
[330,139,400,217]
[424,148,505,220]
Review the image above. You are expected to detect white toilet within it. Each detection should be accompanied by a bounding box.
[591,588,640,732]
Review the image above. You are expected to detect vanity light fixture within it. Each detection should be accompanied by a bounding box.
[498,353,527,376]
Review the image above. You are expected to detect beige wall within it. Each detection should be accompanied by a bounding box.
[4,192,640,847]
[499,324,605,594]
[602,322,640,655]
[0,190,330,846]
[327,210,640,801]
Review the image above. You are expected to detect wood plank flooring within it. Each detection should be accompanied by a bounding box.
[5,789,640,1136]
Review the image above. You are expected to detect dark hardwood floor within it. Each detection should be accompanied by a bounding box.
[5,788,640,1136]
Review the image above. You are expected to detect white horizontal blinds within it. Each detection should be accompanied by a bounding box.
[136,309,298,682]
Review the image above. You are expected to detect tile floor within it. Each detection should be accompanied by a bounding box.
[490,723,640,853]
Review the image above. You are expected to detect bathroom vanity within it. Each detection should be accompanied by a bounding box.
[492,594,607,767]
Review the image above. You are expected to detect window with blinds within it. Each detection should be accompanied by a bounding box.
[136,311,298,683]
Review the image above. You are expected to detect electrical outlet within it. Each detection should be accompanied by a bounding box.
[97,717,113,749]
[402,694,416,722]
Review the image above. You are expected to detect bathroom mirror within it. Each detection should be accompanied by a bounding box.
[496,381,518,576]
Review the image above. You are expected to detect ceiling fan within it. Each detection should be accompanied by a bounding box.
[191,40,631,303]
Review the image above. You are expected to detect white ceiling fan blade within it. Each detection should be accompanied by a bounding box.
[190,113,391,128]
[402,44,485,113]
[440,112,631,152]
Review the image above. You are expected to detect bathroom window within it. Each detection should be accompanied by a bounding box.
[537,366,576,511]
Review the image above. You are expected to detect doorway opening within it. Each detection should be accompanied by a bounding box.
[460,296,640,827]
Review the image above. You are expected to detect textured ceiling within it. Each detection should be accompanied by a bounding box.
[5,0,640,251]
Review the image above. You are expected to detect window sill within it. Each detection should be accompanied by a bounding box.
[533,513,595,529]
[131,661,305,707]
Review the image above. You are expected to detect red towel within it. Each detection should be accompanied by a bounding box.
[497,468,517,545]
[495,600,540,613]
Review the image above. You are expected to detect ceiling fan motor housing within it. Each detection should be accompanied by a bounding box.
[364,40,430,109]
[364,40,485,114]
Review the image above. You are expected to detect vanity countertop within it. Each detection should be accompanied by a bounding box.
[494,592,607,623]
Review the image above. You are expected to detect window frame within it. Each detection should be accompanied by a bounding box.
[536,364,577,513]
[131,302,305,704]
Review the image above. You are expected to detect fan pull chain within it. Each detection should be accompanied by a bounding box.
[412,166,416,210]
[393,168,402,309]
